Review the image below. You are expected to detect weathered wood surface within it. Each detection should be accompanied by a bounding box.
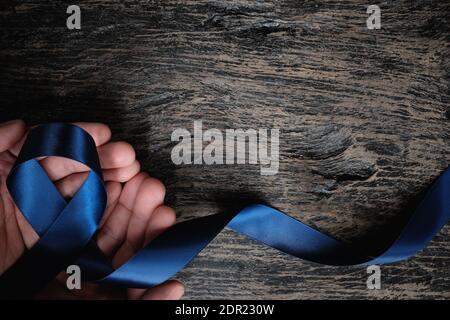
[1,0,449,299]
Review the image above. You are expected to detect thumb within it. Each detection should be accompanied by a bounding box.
[0,120,26,153]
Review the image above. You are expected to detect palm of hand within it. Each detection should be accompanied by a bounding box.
[0,120,183,299]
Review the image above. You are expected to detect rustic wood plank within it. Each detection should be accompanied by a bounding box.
[0,0,449,299]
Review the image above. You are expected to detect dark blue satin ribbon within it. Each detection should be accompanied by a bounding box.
[1,123,449,297]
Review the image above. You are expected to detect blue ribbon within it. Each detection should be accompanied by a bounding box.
[1,123,449,297]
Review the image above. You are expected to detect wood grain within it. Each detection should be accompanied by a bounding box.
[0,0,449,299]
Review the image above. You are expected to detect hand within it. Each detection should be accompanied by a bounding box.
[0,120,184,299]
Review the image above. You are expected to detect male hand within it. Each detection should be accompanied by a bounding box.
[0,120,184,299]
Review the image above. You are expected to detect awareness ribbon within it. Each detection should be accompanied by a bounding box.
[0,123,449,298]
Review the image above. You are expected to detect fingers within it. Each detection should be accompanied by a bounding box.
[96,174,176,271]
[96,173,148,256]
[2,120,183,300]
[0,150,15,164]
[0,152,14,176]
[112,204,174,268]
[0,120,26,153]
[127,177,166,248]
[54,173,123,247]
[5,120,136,183]
[96,204,132,258]
[54,172,89,197]
[54,174,123,252]
[132,280,185,300]
[144,205,176,244]
[0,177,28,270]
[103,161,140,182]
[5,167,39,251]
[116,173,148,211]
[99,181,123,226]
[98,142,135,169]
[112,178,167,267]
[114,205,178,299]
[14,206,39,250]
[9,122,111,156]
[39,157,90,181]
[73,122,111,147]
[54,173,121,206]
[38,141,136,182]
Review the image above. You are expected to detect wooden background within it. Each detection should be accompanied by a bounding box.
[1,0,449,299]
